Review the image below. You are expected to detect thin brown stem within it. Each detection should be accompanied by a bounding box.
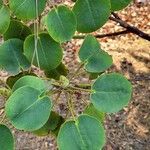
[109,14,150,41]
[65,92,76,120]
[73,30,130,39]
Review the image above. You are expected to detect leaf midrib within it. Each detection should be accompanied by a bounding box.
[54,8,68,40]
[85,0,96,29]
[38,38,50,70]
[13,0,28,14]
[12,96,44,121]
[75,121,87,149]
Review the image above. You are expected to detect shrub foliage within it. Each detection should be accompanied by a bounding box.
[0,0,132,149]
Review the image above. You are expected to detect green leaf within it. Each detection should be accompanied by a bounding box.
[33,111,64,136]
[73,0,111,33]
[89,72,104,80]
[9,0,47,20]
[46,5,77,43]
[5,86,52,131]
[0,6,10,34]
[6,72,36,88]
[24,33,63,71]
[0,124,14,150]
[4,20,32,41]
[84,104,105,123]
[111,0,132,11]
[12,75,47,92]
[79,35,100,62]
[91,73,132,113]
[79,35,112,73]
[0,39,30,75]
[45,63,68,80]
[57,115,105,150]
[84,51,113,73]
[0,0,3,9]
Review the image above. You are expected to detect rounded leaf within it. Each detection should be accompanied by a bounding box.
[33,111,64,136]
[79,35,100,62]
[24,33,63,71]
[6,72,36,88]
[0,124,14,150]
[0,6,10,34]
[9,0,47,20]
[84,104,105,123]
[111,0,132,11]
[73,0,111,33]
[4,20,31,41]
[84,51,113,73]
[79,35,112,73]
[46,5,77,43]
[91,73,132,113]
[5,86,52,131]
[12,75,47,92]
[45,63,68,80]
[0,39,30,75]
[57,115,105,150]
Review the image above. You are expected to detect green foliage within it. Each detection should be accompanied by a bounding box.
[4,20,32,41]
[0,6,10,34]
[46,5,77,43]
[6,72,36,88]
[33,111,65,136]
[84,104,105,123]
[12,75,47,92]
[0,0,133,149]
[79,35,113,73]
[0,124,14,150]
[0,0,3,8]
[73,0,110,33]
[91,73,132,113]
[9,0,47,20]
[57,115,105,150]
[24,33,63,71]
[111,0,132,11]
[5,86,52,131]
[0,39,30,75]
[45,63,68,80]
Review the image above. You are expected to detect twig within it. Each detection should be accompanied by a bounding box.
[73,13,150,41]
[74,83,91,89]
[65,92,76,120]
[73,30,130,39]
[0,106,4,109]
[53,91,62,106]
[109,13,150,41]
[69,86,92,93]
[0,113,6,124]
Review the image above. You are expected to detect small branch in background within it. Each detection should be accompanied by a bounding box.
[109,13,150,41]
[73,13,150,41]
[0,106,4,109]
[73,30,130,39]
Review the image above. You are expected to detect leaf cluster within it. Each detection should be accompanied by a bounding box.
[0,0,132,149]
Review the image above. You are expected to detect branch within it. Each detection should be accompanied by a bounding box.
[109,13,150,41]
[73,30,130,39]
[73,13,150,41]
